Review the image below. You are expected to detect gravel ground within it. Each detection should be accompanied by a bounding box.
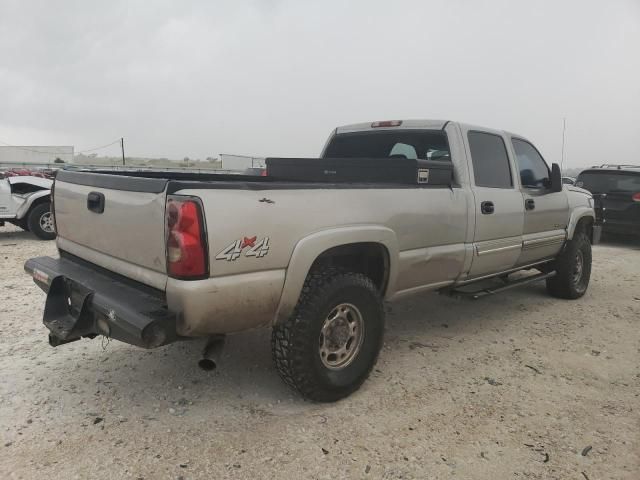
[1,225,638,479]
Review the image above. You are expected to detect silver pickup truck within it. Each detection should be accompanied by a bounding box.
[25,119,601,401]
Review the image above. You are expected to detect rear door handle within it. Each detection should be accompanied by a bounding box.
[87,192,105,214]
[525,199,535,210]
[481,201,494,214]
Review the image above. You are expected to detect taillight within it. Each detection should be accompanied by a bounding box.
[166,196,208,278]
[632,192,640,202]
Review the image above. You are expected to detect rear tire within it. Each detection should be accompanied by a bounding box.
[546,231,592,299]
[271,269,385,402]
[27,202,56,240]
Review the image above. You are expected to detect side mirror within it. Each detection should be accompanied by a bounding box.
[550,163,563,192]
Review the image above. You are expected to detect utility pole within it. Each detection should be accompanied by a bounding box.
[560,118,566,171]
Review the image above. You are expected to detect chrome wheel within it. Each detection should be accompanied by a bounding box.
[39,211,54,233]
[572,250,584,284]
[319,303,364,370]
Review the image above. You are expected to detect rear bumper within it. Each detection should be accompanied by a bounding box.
[24,255,178,348]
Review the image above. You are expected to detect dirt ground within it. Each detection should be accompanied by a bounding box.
[0,224,638,480]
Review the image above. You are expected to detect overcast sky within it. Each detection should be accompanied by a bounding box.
[1,0,638,167]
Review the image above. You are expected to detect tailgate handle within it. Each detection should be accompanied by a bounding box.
[87,192,105,214]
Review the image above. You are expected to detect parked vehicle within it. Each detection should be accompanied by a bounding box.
[25,119,600,401]
[0,174,55,239]
[576,164,640,238]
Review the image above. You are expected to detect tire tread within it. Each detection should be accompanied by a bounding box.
[271,267,383,402]
[546,231,591,299]
[27,202,55,240]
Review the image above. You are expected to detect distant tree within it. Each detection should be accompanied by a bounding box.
[54,157,65,163]
[183,157,190,163]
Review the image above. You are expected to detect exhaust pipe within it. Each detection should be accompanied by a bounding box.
[198,335,226,371]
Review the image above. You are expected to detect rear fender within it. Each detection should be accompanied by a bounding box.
[274,226,399,324]
[15,190,50,219]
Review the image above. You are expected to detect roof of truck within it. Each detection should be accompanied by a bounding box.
[336,119,449,134]
[335,119,525,139]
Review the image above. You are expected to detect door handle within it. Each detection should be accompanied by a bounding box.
[87,191,105,214]
[481,201,494,214]
[525,199,535,210]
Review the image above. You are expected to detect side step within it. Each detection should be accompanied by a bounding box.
[443,271,556,300]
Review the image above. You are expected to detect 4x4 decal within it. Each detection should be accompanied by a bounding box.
[216,236,270,261]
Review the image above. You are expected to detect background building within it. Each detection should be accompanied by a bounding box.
[0,145,74,165]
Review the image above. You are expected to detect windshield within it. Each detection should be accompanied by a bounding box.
[576,171,640,193]
[323,130,450,161]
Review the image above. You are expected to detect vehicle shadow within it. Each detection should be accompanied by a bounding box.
[599,233,640,250]
[34,283,551,413]
[0,229,35,242]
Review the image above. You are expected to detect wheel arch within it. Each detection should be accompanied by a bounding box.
[567,207,595,242]
[273,226,399,324]
[15,191,51,220]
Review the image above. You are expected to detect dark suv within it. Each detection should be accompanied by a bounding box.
[576,165,640,237]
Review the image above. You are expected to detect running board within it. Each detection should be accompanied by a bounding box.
[442,271,556,300]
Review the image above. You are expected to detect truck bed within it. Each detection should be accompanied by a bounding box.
[64,159,452,190]
[59,169,412,191]
[53,167,465,290]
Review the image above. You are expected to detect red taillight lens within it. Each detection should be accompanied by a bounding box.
[632,192,640,202]
[166,196,207,278]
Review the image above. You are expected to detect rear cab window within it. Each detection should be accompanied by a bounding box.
[467,131,513,188]
[323,130,451,161]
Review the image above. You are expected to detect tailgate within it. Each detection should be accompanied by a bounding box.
[53,170,169,290]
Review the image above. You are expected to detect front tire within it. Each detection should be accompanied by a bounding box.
[27,202,56,240]
[271,269,385,402]
[546,231,592,299]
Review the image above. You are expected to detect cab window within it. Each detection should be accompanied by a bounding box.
[323,130,451,161]
[512,138,550,189]
[468,131,513,188]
